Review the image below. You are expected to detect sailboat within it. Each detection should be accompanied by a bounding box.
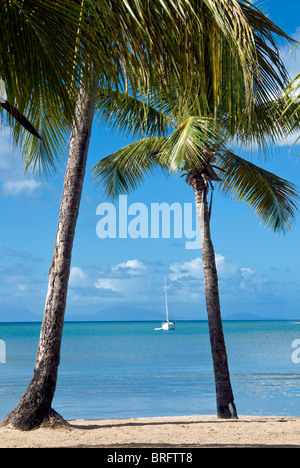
[155,276,176,331]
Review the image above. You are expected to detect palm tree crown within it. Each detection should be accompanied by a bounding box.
[91,2,299,234]
[92,92,299,234]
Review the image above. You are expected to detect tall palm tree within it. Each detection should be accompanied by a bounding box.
[3,1,295,429]
[2,0,263,431]
[92,94,299,418]
[90,4,298,420]
[0,0,114,430]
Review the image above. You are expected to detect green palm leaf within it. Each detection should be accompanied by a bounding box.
[241,1,291,102]
[233,96,300,150]
[281,66,300,149]
[92,116,226,195]
[217,151,299,233]
[95,88,175,139]
[0,0,97,171]
[92,137,168,198]
[159,117,226,173]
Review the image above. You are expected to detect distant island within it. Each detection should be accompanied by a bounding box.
[0,306,298,323]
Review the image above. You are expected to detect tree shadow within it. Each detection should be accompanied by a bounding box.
[70,417,292,431]
[65,417,299,449]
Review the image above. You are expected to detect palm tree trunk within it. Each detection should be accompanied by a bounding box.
[3,79,96,431]
[192,176,238,419]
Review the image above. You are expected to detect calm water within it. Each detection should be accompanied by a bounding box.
[0,321,299,422]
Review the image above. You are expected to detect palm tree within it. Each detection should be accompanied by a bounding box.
[0,0,112,430]
[91,88,299,420]
[3,1,295,429]
[3,0,264,431]
[90,4,298,420]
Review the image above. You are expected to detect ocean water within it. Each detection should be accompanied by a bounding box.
[0,321,299,422]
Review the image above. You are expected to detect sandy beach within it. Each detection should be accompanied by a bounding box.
[1,415,299,448]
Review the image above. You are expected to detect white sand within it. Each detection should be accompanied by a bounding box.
[1,415,300,448]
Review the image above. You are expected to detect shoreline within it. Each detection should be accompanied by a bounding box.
[1,415,299,448]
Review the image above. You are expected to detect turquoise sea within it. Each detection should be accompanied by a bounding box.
[0,321,299,422]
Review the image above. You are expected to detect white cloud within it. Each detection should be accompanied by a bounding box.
[94,276,150,304]
[69,266,88,287]
[168,255,258,304]
[64,254,264,317]
[56,255,294,319]
[3,179,42,196]
[112,259,147,275]
[69,260,148,300]
[94,278,127,293]
[169,258,203,281]
[169,255,240,282]
[67,255,260,310]
[215,254,240,279]
[92,259,150,303]
[94,278,116,291]
[241,267,255,280]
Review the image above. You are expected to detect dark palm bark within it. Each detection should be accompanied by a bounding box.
[192,176,238,419]
[2,81,96,431]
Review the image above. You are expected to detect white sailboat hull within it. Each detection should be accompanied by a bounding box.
[161,321,176,330]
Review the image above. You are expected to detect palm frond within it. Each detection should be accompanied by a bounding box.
[92,137,168,198]
[21,101,70,176]
[95,88,175,139]
[0,0,96,172]
[161,117,226,173]
[202,0,256,101]
[217,151,299,233]
[281,65,300,148]
[233,95,300,150]
[241,1,292,101]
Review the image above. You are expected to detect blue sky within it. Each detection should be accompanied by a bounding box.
[0,0,300,321]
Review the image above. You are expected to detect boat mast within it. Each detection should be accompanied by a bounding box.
[164,275,169,322]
